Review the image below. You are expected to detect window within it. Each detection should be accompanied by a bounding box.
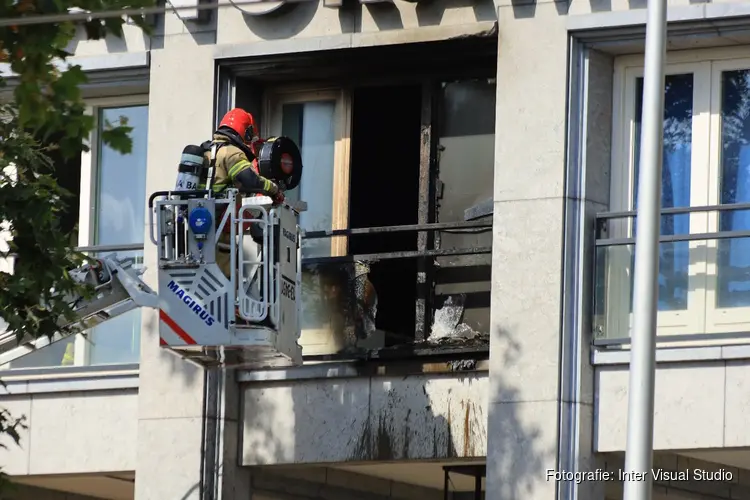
[8,96,149,369]
[433,79,495,337]
[263,88,352,354]
[607,50,750,339]
[86,102,149,365]
[254,80,494,352]
[265,89,351,257]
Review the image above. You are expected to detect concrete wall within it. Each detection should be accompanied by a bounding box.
[215,0,495,46]
[133,3,496,498]
[603,452,750,500]
[486,0,750,498]
[596,360,750,452]
[67,22,150,58]
[49,0,750,67]
[0,389,137,476]
[486,0,580,498]
[134,37,238,500]
[49,0,496,60]
[241,372,487,465]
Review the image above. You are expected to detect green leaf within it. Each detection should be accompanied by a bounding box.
[101,124,134,154]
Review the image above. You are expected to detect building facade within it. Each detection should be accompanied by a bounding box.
[3,0,750,499]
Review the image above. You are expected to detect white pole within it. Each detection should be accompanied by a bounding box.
[622,0,667,498]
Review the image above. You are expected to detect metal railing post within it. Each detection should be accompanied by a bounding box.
[622,0,668,497]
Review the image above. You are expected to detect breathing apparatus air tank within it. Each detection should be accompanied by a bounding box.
[173,144,208,256]
[175,144,208,192]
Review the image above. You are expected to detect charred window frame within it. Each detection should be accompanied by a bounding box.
[216,34,497,360]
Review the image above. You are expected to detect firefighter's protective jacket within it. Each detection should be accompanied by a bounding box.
[200,132,277,195]
[198,130,278,235]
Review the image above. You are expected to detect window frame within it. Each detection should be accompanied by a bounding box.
[0,94,150,371]
[262,85,352,258]
[74,94,150,366]
[609,47,750,340]
[704,56,750,333]
[260,85,353,354]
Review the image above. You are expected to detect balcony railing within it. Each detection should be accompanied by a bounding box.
[301,220,492,360]
[593,202,750,347]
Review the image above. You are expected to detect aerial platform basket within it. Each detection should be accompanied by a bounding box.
[149,188,304,369]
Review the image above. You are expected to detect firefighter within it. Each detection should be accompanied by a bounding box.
[203,108,285,312]
[203,108,284,204]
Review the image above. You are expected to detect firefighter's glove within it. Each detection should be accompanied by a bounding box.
[261,178,285,205]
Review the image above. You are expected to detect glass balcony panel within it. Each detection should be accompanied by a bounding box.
[594,232,750,344]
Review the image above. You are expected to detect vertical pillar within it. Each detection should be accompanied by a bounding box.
[485,2,604,500]
[134,31,249,500]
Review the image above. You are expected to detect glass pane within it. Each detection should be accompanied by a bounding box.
[596,233,750,339]
[595,241,690,339]
[7,336,76,369]
[280,100,339,339]
[87,105,149,366]
[434,79,495,338]
[632,74,693,312]
[280,101,336,259]
[718,69,750,309]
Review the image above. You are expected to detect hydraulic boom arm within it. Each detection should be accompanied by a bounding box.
[0,255,159,367]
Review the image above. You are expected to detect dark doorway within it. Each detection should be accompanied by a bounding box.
[348,84,422,342]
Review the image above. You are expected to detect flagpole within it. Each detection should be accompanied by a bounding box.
[622,0,667,497]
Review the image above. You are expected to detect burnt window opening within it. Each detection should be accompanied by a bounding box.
[430,79,496,346]
[348,84,422,346]
[227,34,497,357]
[343,79,496,351]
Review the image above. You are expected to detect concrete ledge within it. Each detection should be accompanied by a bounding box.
[214,21,497,60]
[568,3,750,32]
[592,344,750,365]
[236,359,489,382]
[237,362,361,382]
[0,364,139,395]
[0,51,150,78]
